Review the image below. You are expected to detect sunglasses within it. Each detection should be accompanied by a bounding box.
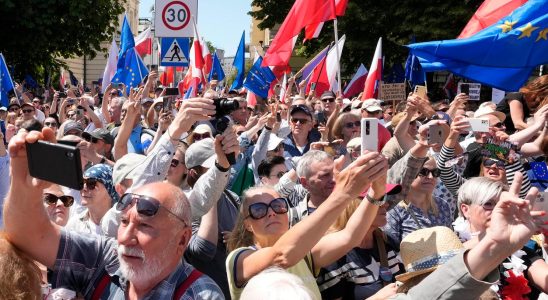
[43,193,74,208]
[171,158,181,168]
[22,109,34,113]
[290,118,310,125]
[321,98,335,103]
[8,107,19,112]
[154,105,162,111]
[269,171,287,179]
[83,178,99,190]
[193,133,211,141]
[117,193,187,225]
[418,168,440,178]
[478,199,497,211]
[483,158,505,169]
[83,135,100,143]
[247,198,289,220]
[344,121,361,129]
[492,122,505,129]
[43,105,50,110]
[44,121,58,127]
[385,112,394,116]
[67,113,76,118]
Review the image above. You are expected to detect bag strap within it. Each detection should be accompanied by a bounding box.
[91,273,112,300]
[374,229,390,287]
[173,269,203,300]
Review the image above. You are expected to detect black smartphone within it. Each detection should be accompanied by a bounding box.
[26,140,83,190]
[150,64,158,72]
[276,112,282,122]
[163,98,172,111]
[58,92,67,98]
[165,87,179,96]
[461,83,470,95]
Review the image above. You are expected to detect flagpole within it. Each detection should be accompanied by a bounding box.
[333,18,342,93]
[311,43,333,94]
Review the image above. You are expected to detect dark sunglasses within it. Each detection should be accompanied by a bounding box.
[8,107,20,112]
[290,118,310,125]
[83,178,99,190]
[43,105,50,110]
[247,198,289,220]
[193,133,211,141]
[270,171,287,179]
[171,158,181,168]
[483,158,505,169]
[418,168,440,178]
[117,193,187,225]
[321,98,335,103]
[492,122,505,129]
[43,193,74,207]
[344,121,361,129]
[154,105,162,111]
[83,135,100,143]
[22,109,34,113]
[44,121,58,127]
[478,199,497,211]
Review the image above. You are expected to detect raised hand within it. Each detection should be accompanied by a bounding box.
[334,151,388,199]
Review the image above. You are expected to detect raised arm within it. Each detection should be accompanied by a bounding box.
[508,98,528,131]
[81,97,103,129]
[113,89,142,160]
[436,115,469,196]
[508,105,548,146]
[4,128,61,268]
[101,84,113,124]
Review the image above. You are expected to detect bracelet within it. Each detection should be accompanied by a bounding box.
[166,127,179,142]
[264,125,272,131]
[215,161,230,172]
[365,194,386,206]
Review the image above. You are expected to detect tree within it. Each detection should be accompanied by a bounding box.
[0,0,125,81]
[250,0,482,79]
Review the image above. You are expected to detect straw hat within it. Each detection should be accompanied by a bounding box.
[390,112,419,128]
[396,226,464,282]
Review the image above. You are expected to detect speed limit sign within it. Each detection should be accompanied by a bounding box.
[155,0,198,37]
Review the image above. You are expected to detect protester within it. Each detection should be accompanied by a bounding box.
[282,104,320,158]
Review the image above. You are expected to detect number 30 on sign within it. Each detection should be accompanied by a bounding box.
[155,0,198,37]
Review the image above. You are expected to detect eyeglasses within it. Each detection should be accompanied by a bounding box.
[193,133,211,141]
[321,98,335,103]
[22,109,34,113]
[154,105,162,112]
[417,168,440,178]
[344,121,361,129]
[67,113,76,118]
[478,199,497,211]
[385,111,394,116]
[43,105,50,110]
[483,158,505,169]
[171,158,181,168]
[44,121,58,127]
[83,178,99,190]
[43,193,74,208]
[492,122,505,129]
[117,193,187,226]
[8,107,19,112]
[290,118,310,125]
[269,171,287,179]
[246,198,289,220]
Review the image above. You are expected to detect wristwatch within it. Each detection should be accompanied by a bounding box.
[365,194,386,206]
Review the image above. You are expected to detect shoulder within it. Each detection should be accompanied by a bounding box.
[180,272,224,300]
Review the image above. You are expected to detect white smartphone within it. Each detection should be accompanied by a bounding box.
[361,118,379,153]
[427,124,444,145]
[533,192,548,213]
[466,118,490,132]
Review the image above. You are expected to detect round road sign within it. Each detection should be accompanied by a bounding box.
[162,1,191,31]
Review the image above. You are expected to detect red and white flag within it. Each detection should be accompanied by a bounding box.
[201,38,212,77]
[135,27,152,56]
[263,0,336,67]
[304,0,349,40]
[102,38,119,92]
[307,35,346,97]
[189,20,205,97]
[343,64,368,98]
[59,67,66,89]
[279,73,288,103]
[361,38,382,100]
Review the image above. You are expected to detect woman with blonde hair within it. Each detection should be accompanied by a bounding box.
[226,152,389,299]
[331,112,361,153]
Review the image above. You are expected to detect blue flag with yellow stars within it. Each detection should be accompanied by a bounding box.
[0,53,15,107]
[243,56,276,99]
[208,52,225,82]
[230,31,246,90]
[112,14,148,93]
[408,0,548,91]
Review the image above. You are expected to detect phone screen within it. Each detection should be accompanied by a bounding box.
[461,84,470,94]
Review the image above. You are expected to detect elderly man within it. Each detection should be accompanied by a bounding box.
[4,129,224,299]
[282,105,320,158]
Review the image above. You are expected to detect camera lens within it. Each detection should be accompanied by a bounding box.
[214,98,239,118]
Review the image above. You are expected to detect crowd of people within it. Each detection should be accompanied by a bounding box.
[0,70,547,300]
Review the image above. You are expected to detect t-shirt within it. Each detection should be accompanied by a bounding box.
[226,247,322,299]
[496,92,530,134]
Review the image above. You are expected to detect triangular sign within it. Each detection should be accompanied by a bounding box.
[161,39,188,63]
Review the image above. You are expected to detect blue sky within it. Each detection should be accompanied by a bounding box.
[139,0,251,56]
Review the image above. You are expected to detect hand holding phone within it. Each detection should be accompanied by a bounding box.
[460,83,470,95]
[414,85,427,99]
[361,118,379,153]
[165,87,179,97]
[465,118,490,132]
[163,98,172,112]
[427,124,445,145]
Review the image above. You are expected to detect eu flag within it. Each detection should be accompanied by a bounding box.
[0,53,15,107]
[409,0,548,91]
[111,14,149,93]
[243,56,276,99]
[404,54,425,87]
[208,52,225,82]
[230,31,245,90]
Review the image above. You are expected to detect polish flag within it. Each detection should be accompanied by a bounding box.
[135,27,152,56]
[279,73,288,103]
[343,64,368,98]
[102,38,119,92]
[307,35,346,97]
[263,0,336,67]
[189,21,205,96]
[160,67,174,86]
[361,38,382,100]
[59,67,66,89]
[304,0,349,40]
[201,38,212,77]
[458,0,527,39]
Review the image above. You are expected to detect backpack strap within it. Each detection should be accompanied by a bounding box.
[173,269,203,300]
[91,273,112,300]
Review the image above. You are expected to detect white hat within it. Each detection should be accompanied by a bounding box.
[185,138,217,169]
[194,124,213,135]
[362,99,383,112]
[267,133,284,151]
[473,105,506,122]
[0,107,7,112]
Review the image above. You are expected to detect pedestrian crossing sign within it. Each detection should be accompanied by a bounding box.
[160,37,190,67]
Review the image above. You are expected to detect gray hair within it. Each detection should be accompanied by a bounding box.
[457,177,507,216]
[240,267,315,300]
[296,150,332,179]
[169,187,191,227]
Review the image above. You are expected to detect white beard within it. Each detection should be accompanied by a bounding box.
[118,244,172,287]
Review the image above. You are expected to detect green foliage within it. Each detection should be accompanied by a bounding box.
[0,0,125,81]
[250,0,482,78]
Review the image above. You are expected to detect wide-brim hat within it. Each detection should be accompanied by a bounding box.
[473,106,506,122]
[395,226,464,282]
